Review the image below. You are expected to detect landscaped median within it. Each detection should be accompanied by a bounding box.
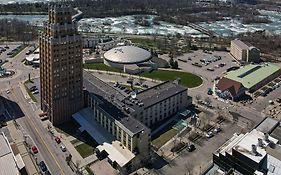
[23,80,37,102]
[83,63,203,88]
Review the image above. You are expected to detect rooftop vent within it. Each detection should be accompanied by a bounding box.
[264,133,269,142]
[252,144,257,155]
[258,138,263,147]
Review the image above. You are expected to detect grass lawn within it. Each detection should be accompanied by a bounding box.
[151,128,178,150]
[23,80,37,102]
[140,70,202,88]
[83,63,202,88]
[83,63,121,73]
[75,143,94,158]
[128,37,157,48]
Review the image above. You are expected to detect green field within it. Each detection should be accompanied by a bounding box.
[140,70,202,88]
[75,143,94,158]
[83,63,121,72]
[151,128,178,150]
[128,37,157,48]
[83,63,202,88]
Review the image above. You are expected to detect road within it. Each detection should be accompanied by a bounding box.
[0,44,74,175]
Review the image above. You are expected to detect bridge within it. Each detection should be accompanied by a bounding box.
[187,22,220,37]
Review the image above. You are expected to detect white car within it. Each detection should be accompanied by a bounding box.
[32,90,39,94]
[60,144,66,152]
[6,89,10,94]
[206,131,214,138]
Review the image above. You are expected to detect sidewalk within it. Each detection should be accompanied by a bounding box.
[7,121,40,175]
[45,121,98,170]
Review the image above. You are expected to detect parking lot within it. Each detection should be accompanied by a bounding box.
[175,50,238,80]
[152,107,246,175]
[0,44,22,61]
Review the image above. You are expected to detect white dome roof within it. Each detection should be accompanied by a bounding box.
[104,46,151,64]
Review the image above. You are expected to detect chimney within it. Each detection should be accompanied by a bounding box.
[258,138,263,147]
[252,144,257,155]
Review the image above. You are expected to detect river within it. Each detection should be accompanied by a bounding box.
[0,10,280,37]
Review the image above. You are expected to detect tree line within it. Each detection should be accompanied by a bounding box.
[0,19,37,42]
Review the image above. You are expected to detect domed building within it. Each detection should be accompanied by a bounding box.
[103,46,154,74]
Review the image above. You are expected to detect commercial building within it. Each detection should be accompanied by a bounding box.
[230,39,260,63]
[40,4,83,125]
[25,48,40,67]
[213,118,281,175]
[103,46,155,74]
[0,132,25,175]
[216,63,281,95]
[72,71,191,171]
[216,77,246,101]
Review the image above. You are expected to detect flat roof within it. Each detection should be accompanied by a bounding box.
[83,70,148,135]
[0,134,11,157]
[97,141,135,167]
[125,81,186,111]
[256,117,279,134]
[225,63,280,89]
[216,129,278,163]
[104,46,152,64]
[232,39,251,50]
[0,133,20,175]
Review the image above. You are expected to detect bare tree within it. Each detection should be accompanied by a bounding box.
[195,94,202,102]
[204,97,212,106]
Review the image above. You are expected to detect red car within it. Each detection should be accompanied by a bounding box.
[31,146,38,154]
[55,137,61,144]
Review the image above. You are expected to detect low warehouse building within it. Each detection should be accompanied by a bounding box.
[216,63,281,97]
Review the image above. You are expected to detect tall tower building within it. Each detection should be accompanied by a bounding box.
[40,4,83,125]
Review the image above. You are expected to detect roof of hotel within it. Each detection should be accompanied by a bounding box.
[134,81,186,109]
[225,63,280,89]
[104,46,152,64]
[83,70,148,135]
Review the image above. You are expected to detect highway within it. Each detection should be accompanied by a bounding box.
[0,44,75,175]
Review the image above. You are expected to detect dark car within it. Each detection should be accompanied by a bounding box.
[187,144,195,152]
[29,86,37,91]
[39,161,48,172]
[44,170,51,175]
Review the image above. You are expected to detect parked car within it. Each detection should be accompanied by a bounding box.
[39,161,48,173]
[31,145,38,154]
[55,137,61,144]
[187,144,195,152]
[32,90,39,94]
[30,86,37,91]
[6,89,10,94]
[214,127,222,133]
[206,131,214,138]
[60,144,66,152]
[44,170,51,175]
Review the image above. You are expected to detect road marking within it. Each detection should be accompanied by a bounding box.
[10,87,65,175]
